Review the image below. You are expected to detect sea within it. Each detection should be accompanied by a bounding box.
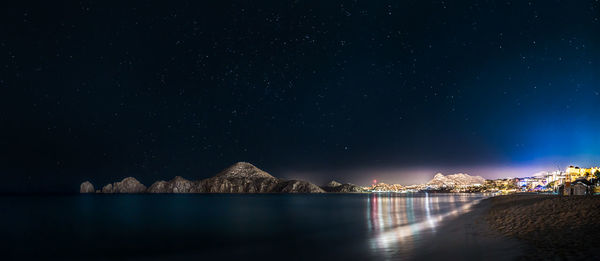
[0,193,520,260]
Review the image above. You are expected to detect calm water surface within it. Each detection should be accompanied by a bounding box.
[1,193,492,260]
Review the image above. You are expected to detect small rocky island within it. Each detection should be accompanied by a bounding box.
[80,162,334,194]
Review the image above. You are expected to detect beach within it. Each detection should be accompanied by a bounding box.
[485,194,600,260]
[411,193,600,260]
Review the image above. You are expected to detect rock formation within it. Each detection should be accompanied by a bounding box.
[199,162,280,193]
[322,180,364,193]
[147,181,169,193]
[168,176,195,193]
[148,176,195,193]
[101,183,113,193]
[323,180,342,188]
[79,181,95,193]
[85,162,326,194]
[100,177,147,193]
[215,162,275,179]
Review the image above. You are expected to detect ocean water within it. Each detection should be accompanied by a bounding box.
[1,193,496,260]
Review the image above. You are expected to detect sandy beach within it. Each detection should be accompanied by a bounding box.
[411,194,600,260]
[486,194,600,260]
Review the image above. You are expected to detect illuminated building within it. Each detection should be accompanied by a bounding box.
[369,182,404,192]
[562,166,600,195]
[565,166,600,182]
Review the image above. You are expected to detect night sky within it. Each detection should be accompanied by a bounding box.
[1,1,600,192]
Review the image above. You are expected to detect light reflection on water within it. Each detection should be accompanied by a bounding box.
[366,193,489,258]
[1,193,498,260]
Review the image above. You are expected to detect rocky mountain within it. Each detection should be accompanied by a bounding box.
[80,162,325,194]
[323,180,342,188]
[148,176,195,193]
[198,162,281,193]
[426,173,486,188]
[147,180,169,193]
[80,181,94,193]
[214,162,275,179]
[100,177,147,193]
[321,180,365,193]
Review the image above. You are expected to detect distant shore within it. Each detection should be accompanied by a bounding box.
[484,194,600,259]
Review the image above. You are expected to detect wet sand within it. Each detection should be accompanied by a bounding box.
[410,197,524,260]
[486,194,600,260]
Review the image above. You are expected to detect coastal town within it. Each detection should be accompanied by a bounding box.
[365,165,600,195]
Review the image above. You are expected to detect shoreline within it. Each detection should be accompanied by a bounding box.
[409,195,524,260]
[409,193,600,260]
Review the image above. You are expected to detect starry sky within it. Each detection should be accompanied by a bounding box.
[1,1,600,192]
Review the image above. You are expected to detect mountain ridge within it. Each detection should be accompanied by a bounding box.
[426,173,486,188]
[82,162,324,193]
